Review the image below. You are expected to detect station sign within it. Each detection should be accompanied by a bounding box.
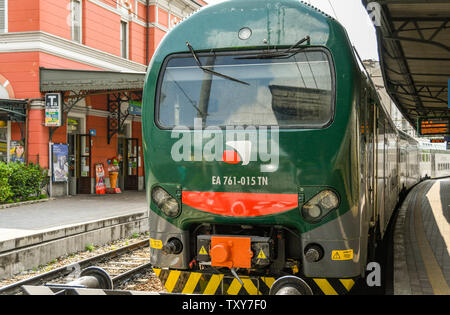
[431,139,445,143]
[129,100,142,116]
[417,117,450,136]
[45,93,62,127]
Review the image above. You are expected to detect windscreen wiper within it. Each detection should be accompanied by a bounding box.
[235,35,311,60]
[186,42,250,86]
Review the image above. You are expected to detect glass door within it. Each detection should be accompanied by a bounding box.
[67,118,81,195]
[76,134,92,194]
[125,138,138,190]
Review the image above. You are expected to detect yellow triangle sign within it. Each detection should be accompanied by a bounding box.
[257,249,267,259]
[199,246,208,255]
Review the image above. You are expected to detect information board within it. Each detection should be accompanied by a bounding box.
[129,100,142,116]
[45,93,62,127]
[418,118,450,136]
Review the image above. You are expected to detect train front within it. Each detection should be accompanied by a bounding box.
[142,0,362,295]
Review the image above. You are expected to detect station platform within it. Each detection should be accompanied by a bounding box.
[394,178,450,295]
[0,192,149,280]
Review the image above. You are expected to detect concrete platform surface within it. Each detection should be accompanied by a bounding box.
[394,178,450,295]
[0,191,148,248]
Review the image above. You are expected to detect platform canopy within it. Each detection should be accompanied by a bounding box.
[0,99,27,122]
[363,0,450,128]
[39,68,146,93]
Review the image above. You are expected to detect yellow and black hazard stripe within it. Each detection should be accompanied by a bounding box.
[153,268,356,295]
[153,268,275,295]
[306,278,356,295]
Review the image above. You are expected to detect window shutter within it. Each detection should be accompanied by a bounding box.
[0,0,6,33]
[71,0,81,42]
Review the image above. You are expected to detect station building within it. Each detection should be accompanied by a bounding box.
[0,0,206,196]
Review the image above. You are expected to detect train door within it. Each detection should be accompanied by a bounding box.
[384,125,390,225]
[359,88,371,220]
[359,87,372,266]
[384,124,395,229]
[366,99,378,262]
[376,109,386,238]
[367,101,375,225]
[76,134,92,194]
[431,153,436,178]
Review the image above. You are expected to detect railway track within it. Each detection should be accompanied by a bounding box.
[0,239,152,295]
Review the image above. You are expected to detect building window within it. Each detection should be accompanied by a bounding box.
[120,21,129,59]
[71,0,82,43]
[0,0,7,34]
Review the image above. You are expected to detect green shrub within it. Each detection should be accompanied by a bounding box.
[0,162,12,203]
[0,162,49,204]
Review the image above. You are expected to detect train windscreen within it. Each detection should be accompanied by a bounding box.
[157,49,335,129]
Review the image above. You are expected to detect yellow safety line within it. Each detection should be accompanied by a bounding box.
[313,279,338,295]
[339,279,355,292]
[426,182,450,260]
[182,272,203,294]
[414,182,450,295]
[164,270,181,292]
[203,274,223,295]
[227,278,242,295]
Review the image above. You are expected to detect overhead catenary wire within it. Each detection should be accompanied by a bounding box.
[327,0,340,22]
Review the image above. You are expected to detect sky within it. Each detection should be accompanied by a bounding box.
[204,0,379,61]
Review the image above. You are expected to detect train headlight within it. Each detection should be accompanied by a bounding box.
[152,186,180,218]
[302,190,340,222]
[304,204,322,219]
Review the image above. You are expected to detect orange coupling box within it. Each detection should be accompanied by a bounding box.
[210,236,253,269]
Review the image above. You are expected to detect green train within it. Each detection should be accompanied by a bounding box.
[142,0,421,295]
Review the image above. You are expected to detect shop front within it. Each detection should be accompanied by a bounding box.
[0,119,9,163]
[0,99,27,164]
[67,126,92,195]
[39,68,146,196]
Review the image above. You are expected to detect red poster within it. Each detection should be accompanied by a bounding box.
[95,163,106,194]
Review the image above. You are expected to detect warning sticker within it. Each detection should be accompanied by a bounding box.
[257,249,267,259]
[331,250,354,261]
[199,246,209,255]
[150,238,163,250]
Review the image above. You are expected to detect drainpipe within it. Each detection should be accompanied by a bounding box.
[146,0,149,66]
[25,99,31,164]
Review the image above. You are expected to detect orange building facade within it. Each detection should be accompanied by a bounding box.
[0,0,206,196]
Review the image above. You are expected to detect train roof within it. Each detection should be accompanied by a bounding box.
[419,141,448,151]
[150,0,349,58]
[398,129,418,144]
